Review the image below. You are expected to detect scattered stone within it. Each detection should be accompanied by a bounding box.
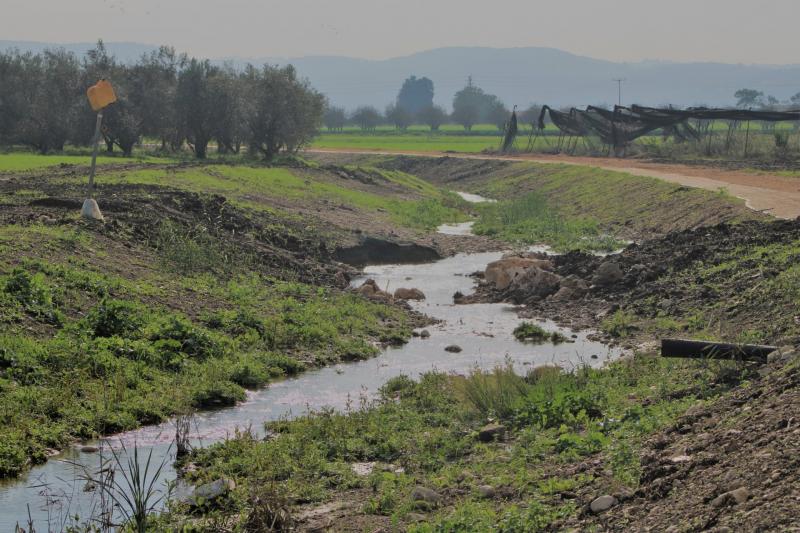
[411,486,442,508]
[670,455,692,463]
[351,462,376,476]
[445,344,462,353]
[550,275,590,302]
[767,346,797,363]
[394,287,426,300]
[478,423,506,442]
[406,512,427,523]
[419,329,431,339]
[711,487,750,508]
[591,261,623,287]
[477,485,496,499]
[590,494,618,513]
[176,478,236,508]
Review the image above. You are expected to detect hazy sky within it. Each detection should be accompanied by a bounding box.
[2,0,797,64]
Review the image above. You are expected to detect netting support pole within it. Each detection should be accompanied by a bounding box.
[706,120,716,155]
[744,119,751,158]
[87,111,103,198]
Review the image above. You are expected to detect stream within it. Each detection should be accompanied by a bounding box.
[0,194,618,530]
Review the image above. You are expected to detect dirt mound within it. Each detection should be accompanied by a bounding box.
[475,218,800,345]
[571,356,800,532]
[0,178,349,286]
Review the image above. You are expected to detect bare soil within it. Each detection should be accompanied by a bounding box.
[563,355,800,533]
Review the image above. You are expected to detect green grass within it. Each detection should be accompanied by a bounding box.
[0,221,412,479]
[465,161,760,241]
[163,353,753,530]
[58,164,467,231]
[0,152,170,172]
[312,133,503,153]
[473,191,623,252]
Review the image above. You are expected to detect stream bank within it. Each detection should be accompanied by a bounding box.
[0,194,617,530]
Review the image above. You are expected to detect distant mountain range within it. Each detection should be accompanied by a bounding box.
[3,41,799,110]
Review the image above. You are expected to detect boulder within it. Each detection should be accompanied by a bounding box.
[478,423,506,442]
[590,494,618,513]
[549,275,590,301]
[485,257,554,291]
[419,329,431,339]
[356,279,393,301]
[508,267,562,302]
[477,485,496,499]
[591,262,623,287]
[394,287,426,301]
[445,345,462,353]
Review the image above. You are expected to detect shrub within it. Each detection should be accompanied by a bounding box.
[86,299,147,337]
[3,267,63,325]
[151,316,228,361]
[191,380,246,408]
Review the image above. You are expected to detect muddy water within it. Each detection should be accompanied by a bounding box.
[0,194,617,530]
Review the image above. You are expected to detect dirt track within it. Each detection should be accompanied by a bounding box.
[307,149,800,219]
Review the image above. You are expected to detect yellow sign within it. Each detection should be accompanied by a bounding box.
[87,79,117,111]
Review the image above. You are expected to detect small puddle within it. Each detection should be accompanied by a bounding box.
[0,192,618,529]
[456,191,497,203]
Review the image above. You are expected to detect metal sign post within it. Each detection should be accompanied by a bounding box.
[81,79,117,221]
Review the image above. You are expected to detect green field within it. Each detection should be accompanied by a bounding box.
[0,152,170,172]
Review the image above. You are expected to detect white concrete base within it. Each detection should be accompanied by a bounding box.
[81,198,104,221]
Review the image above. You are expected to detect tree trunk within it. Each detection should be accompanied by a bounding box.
[195,140,208,159]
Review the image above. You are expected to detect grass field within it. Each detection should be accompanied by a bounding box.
[312,133,503,153]
[0,152,170,172]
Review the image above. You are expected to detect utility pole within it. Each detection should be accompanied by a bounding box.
[613,78,626,106]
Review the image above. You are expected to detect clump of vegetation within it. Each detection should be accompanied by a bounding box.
[473,192,622,252]
[513,321,567,343]
[3,267,64,325]
[602,310,638,338]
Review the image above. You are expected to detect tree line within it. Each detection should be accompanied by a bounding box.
[0,41,325,159]
[324,75,536,133]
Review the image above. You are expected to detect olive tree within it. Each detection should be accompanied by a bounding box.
[323,105,347,132]
[176,58,219,158]
[243,64,325,160]
[385,103,412,131]
[350,106,382,132]
[15,49,82,153]
[417,104,447,131]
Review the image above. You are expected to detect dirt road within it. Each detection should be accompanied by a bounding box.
[307,148,800,219]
